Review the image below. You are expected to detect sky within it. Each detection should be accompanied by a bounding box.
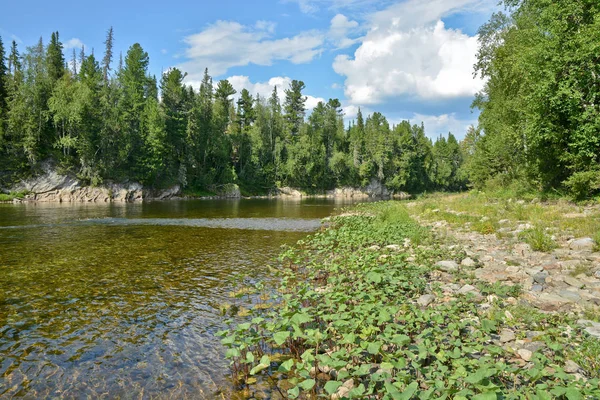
[0,0,497,139]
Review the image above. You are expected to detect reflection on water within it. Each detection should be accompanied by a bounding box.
[0,198,359,398]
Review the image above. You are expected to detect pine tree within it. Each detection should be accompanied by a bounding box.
[8,41,20,74]
[283,80,306,138]
[46,31,65,83]
[0,36,7,111]
[102,27,114,84]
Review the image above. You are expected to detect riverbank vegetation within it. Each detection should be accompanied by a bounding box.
[220,200,600,399]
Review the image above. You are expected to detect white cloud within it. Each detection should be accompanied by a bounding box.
[333,0,488,104]
[63,38,84,50]
[226,75,325,111]
[178,20,324,79]
[161,48,168,54]
[329,14,360,49]
[285,0,394,14]
[407,112,477,140]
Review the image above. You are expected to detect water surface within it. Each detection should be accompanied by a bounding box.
[0,198,356,398]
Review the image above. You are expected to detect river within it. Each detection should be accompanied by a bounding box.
[0,198,359,399]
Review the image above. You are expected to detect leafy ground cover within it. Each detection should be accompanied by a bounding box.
[219,201,600,399]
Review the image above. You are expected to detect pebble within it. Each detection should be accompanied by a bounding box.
[563,276,584,288]
[436,260,459,272]
[417,294,436,307]
[457,284,478,294]
[517,348,533,361]
[499,329,516,343]
[461,257,477,267]
[564,360,581,374]
[533,271,549,284]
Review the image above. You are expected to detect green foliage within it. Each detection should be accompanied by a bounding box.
[518,227,557,252]
[472,0,600,198]
[220,202,600,398]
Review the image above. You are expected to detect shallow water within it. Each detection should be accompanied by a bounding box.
[0,198,357,398]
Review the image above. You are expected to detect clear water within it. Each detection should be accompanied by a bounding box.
[0,198,357,398]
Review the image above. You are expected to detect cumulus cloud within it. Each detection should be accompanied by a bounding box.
[328,14,360,49]
[407,112,477,140]
[178,20,324,79]
[63,38,84,50]
[333,0,488,104]
[226,75,325,111]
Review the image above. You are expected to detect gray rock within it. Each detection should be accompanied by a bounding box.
[570,238,595,251]
[461,257,477,267]
[558,290,581,302]
[417,294,435,307]
[532,284,544,292]
[564,360,581,374]
[563,276,584,289]
[517,348,533,361]
[534,293,574,311]
[368,245,381,251]
[436,260,459,272]
[457,284,478,295]
[577,320,600,338]
[533,271,549,284]
[385,244,401,251]
[499,329,516,343]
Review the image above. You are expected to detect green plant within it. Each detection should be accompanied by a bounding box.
[220,201,600,399]
[518,227,557,252]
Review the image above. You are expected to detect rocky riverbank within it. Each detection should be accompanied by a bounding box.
[2,168,407,203]
[219,196,600,399]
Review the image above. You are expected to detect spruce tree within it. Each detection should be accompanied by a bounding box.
[46,31,65,83]
[102,27,114,84]
[283,80,306,138]
[0,36,7,111]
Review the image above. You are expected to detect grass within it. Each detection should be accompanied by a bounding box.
[411,191,600,253]
[518,227,558,252]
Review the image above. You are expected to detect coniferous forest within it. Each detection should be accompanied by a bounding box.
[0,29,467,195]
[0,0,599,198]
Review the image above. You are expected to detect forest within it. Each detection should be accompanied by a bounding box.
[0,0,598,198]
[0,29,465,196]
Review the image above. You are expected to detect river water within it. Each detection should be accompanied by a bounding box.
[0,198,356,399]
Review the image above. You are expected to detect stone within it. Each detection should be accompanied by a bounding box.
[457,284,478,295]
[564,360,581,374]
[461,257,477,267]
[577,320,600,338]
[498,219,510,225]
[532,284,544,292]
[558,290,581,302]
[533,272,549,284]
[570,238,595,251]
[385,244,401,251]
[563,276,584,288]
[436,260,459,272]
[534,293,573,311]
[517,349,533,361]
[332,379,355,400]
[368,245,381,251]
[499,329,516,343]
[417,294,436,307]
[506,265,521,273]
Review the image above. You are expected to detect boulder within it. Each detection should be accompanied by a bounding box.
[570,238,595,251]
[436,260,459,272]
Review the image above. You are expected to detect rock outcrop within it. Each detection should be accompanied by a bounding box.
[12,166,179,203]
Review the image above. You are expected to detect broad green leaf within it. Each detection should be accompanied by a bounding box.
[297,378,316,391]
[324,380,343,395]
[273,331,290,345]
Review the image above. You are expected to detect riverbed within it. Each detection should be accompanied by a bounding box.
[0,198,360,398]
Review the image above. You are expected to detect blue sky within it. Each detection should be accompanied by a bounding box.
[1,0,496,139]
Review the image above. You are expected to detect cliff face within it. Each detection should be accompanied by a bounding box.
[12,167,180,203]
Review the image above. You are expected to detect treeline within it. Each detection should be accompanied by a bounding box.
[468,0,600,199]
[0,30,467,194]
